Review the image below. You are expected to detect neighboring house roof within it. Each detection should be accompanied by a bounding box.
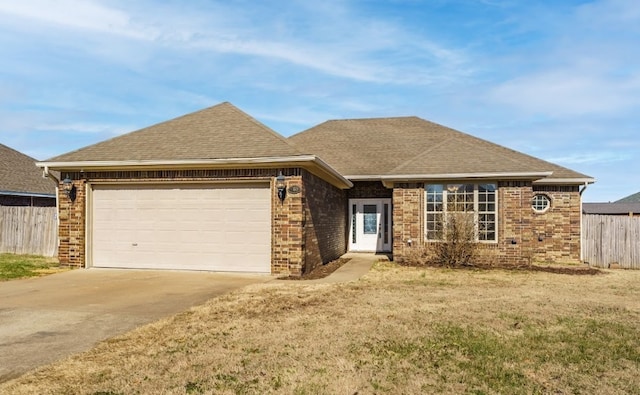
[616,192,640,203]
[0,143,55,197]
[583,202,640,215]
[48,102,303,162]
[288,117,592,183]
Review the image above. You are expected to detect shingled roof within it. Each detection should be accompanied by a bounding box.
[289,116,592,182]
[583,202,640,215]
[48,102,302,162]
[0,143,55,196]
[617,192,640,203]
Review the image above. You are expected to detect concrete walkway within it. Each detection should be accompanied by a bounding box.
[306,252,388,284]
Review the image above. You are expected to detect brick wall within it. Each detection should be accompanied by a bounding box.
[57,178,86,266]
[494,181,534,265]
[302,169,347,274]
[56,168,312,274]
[392,181,582,265]
[531,185,581,263]
[272,173,304,276]
[392,183,424,258]
[348,181,392,199]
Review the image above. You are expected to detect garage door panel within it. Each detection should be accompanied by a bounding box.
[91,183,271,272]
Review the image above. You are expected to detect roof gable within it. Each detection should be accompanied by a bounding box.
[0,144,55,196]
[289,116,591,182]
[49,102,302,162]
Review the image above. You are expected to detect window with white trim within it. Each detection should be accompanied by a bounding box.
[532,194,550,213]
[425,183,497,242]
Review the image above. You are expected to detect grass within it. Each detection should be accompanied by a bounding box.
[0,253,65,281]
[1,262,639,394]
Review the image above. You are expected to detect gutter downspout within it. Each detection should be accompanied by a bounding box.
[579,182,589,262]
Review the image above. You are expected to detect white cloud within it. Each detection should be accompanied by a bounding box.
[33,122,135,135]
[490,68,640,117]
[0,0,471,85]
[546,151,632,165]
[0,0,157,40]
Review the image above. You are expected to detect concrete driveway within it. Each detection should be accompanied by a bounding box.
[0,269,270,382]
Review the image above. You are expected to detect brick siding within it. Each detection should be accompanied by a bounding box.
[392,181,582,265]
[531,185,581,263]
[392,183,424,258]
[348,181,392,199]
[302,169,347,274]
[55,167,582,273]
[272,173,304,276]
[55,168,348,276]
[58,178,86,266]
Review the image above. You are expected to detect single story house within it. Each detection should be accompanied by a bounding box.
[37,102,594,275]
[1,143,56,207]
[583,191,640,217]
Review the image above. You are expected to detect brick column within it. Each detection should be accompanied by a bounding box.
[392,183,424,260]
[271,174,304,276]
[58,177,86,267]
[498,182,533,265]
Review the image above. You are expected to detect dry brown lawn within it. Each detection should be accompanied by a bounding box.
[2,262,639,394]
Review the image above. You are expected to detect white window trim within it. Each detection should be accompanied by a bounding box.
[425,183,498,243]
[532,193,551,214]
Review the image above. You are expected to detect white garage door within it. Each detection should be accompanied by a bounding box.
[90,183,271,273]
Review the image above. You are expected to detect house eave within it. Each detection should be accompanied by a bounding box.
[533,177,596,185]
[0,190,56,198]
[345,171,554,182]
[36,156,353,189]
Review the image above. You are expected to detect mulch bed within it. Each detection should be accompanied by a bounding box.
[401,261,603,275]
[278,258,351,280]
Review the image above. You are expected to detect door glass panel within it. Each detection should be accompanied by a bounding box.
[363,204,377,234]
[351,204,357,243]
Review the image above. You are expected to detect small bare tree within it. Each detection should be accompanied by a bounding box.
[431,211,478,267]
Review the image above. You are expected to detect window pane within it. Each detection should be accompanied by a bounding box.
[426,183,495,242]
[427,184,443,194]
[479,184,496,192]
[532,194,550,212]
[363,205,377,234]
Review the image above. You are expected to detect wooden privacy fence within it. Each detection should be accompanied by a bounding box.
[0,206,58,257]
[582,214,640,269]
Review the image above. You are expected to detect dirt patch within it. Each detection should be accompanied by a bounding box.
[278,258,351,280]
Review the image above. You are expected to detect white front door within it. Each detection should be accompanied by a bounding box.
[349,199,392,252]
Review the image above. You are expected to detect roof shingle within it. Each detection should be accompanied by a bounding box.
[48,102,302,162]
[289,116,591,181]
[0,144,55,196]
[616,192,640,203]
[583,202,640,215]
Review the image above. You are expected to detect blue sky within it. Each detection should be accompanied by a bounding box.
[0,0,637,202]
